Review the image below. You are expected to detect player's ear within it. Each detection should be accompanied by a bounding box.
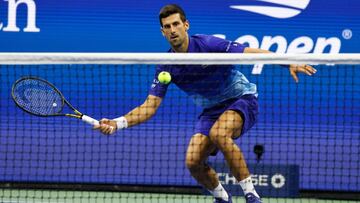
[185,20,190,31]
[160,27,165,36]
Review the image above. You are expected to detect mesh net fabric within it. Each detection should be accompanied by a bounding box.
[0,53,359,202]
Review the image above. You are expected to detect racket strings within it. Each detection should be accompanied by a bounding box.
[13,79,63,116]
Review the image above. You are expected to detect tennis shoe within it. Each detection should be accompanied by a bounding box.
[245,193,262,203]
[214,193,232,203]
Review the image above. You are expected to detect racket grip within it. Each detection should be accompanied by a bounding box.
[81,115,100,126]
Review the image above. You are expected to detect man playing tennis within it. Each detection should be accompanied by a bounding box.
[95,4,316,203]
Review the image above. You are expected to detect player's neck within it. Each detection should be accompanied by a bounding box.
[172,35,189,53]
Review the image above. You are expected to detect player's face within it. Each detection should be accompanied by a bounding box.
[161,13,189,50]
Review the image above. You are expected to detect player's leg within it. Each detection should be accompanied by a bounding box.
[185,133,230,201]
[185,133,217,189]
[209,109,261,202]
[209,110,249,179]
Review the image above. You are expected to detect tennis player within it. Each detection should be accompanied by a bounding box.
[95,4,316,203]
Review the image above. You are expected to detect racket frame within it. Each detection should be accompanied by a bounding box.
[12,76,85,119]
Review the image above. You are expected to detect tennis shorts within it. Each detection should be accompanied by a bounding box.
[194,94,258,138]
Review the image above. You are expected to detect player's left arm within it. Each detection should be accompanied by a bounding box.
[244,47,317,83]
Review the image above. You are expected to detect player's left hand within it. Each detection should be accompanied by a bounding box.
[289,64,317,83]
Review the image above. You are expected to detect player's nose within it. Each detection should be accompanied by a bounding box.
[169,25,176,33]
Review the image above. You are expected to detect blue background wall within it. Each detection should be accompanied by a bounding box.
[0,0,359,52]
[0,0,359,194]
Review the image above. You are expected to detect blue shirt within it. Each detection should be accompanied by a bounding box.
[149,34,257,109]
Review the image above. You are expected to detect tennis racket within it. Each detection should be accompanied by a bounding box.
[11,76,99,126]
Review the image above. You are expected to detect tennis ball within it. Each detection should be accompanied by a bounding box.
[158,71,171,84]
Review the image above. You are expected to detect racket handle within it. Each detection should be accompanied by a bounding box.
[81,115,100,126]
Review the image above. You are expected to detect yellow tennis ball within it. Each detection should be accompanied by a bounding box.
[158,71,171,84]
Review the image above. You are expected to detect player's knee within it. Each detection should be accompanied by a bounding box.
[209,127,229,146]
[209,123,243,144]
[185,160,197,171]
[185,158,202,172]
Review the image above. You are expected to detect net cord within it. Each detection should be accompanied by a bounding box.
[0,53,360,65]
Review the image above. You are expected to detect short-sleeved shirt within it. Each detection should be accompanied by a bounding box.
[149,34,257,109]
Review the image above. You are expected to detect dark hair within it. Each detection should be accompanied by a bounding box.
[159,4,186,27]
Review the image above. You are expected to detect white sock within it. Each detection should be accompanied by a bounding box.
[208,183,229,201]
[239,176,260,198]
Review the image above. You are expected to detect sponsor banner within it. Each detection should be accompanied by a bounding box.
[229,0,311,19]
[205,163,299,197]
[0,0,358,53]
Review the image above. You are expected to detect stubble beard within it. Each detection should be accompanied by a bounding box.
[170,37,183,49]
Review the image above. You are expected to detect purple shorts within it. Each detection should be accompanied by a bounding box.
[194,94,258,138]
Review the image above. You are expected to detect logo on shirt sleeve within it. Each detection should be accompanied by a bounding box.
[151,79,159,88]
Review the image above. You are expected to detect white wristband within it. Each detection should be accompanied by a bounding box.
[113,116,128,130]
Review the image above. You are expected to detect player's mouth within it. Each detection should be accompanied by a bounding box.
[170,35,179,40]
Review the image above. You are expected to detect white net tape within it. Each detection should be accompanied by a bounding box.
[0,53,360,65]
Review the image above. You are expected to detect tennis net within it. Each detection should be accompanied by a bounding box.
[0,53,359,202]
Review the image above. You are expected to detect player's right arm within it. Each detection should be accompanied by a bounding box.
[95,64,169,135]
[124,95,162,127]
[94,95,162,135]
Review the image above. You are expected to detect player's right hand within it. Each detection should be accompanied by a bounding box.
[93,118,117,135]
